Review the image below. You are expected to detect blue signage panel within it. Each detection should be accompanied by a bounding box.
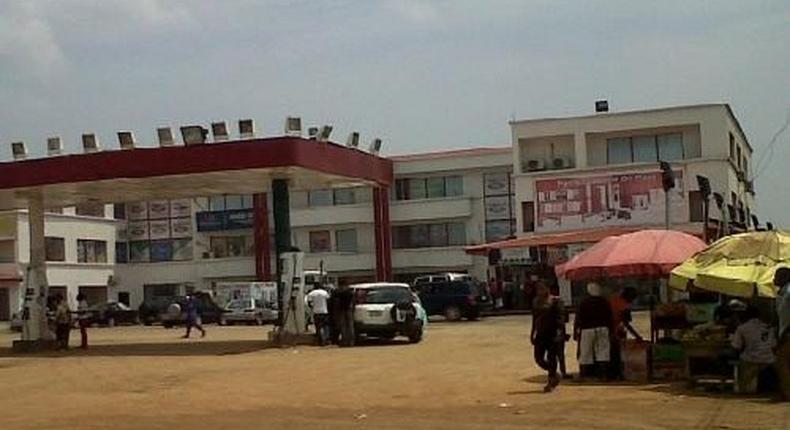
[196,209,254,232]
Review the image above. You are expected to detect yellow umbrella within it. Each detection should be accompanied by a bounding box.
[669,230,790,298]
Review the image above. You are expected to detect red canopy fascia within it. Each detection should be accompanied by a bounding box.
[465,225,704,256]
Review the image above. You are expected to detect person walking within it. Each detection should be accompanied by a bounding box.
[531,282,565,392]
[773,267,790,401]
[76,293,90,350]
[53,295,72,351]
[306,285,330,346]
[182,295,206,339]
[573,282,614,380]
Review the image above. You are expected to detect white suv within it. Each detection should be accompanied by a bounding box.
[351,283,426,343]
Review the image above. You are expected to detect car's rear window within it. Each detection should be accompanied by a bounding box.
[357,287,413,304]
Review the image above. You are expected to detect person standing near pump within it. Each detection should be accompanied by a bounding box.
[531,281,565,392]
[574,282,614,380]
[53,295,72,351]
[76,293,90,350]
[331,284,355,347]
[182,295,206,339]
[306,285,330,346]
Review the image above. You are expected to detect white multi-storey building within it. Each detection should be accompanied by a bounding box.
[0,205,117,320]
[107,147,513,309]
[511,103,755,238]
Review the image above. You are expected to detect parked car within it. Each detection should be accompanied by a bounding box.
[414,276,491,321]
[351,282,425,343]
[86,302,139,327]
[220,298,278,326]
[159,292,227,328]
[139,296,178,326]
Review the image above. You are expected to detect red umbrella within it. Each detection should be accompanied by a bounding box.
[555,229,707,280]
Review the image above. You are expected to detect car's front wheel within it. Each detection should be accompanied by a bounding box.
[444,305,462,322]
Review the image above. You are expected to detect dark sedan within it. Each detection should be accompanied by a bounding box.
[86,302,140,327]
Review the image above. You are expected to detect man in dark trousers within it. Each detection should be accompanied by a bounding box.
[574,282,614,380]
[182,295,206,339]
[331,285,356,347]
[531,281,565,392]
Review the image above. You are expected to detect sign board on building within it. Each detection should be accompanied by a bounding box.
[500,247,533,266]
[170,199,192,218]
[170,217,192,238]
[149,219,170,240]
[148,200,170,220]
[535,170,685,232]
[127,221,149,240]
[127,202,148,220]
[196,209,254,232]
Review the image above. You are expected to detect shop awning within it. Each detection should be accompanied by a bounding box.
[0,263,22,282]
[465,224,704,255]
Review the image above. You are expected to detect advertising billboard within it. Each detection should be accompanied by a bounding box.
[535,170,685,232]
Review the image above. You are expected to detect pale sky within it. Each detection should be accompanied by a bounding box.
[1,0,788,225]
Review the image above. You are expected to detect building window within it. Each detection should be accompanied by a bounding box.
[75,202,105,217]
[45,237,65,262]
[209,236,252,258]
[632,135,657,162]
[729,132,735,159]
[113,203,126,220]
[522,201,535,232]
[77,240,107,263]
[607,133,684,164]
[392,222,466,249]
[333,189,356,205]
[115,242,128,263]
[395,176,464,201]
[208,195,253,211]
[736,146,742,169]
[308,190,333,207]
[309,231,332,253]
[688,191,704,223]
[335,229,358,252]
[607,137,632,164]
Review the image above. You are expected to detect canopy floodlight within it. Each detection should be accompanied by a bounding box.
[211,121,229,142]
[117,131,136,150]
[346,131,360,148]
[285,117,302,136]
[368,138,382,155]
[47,136,63,156]
[180,125,209,146]
[317,125,333,142]
[238,119,255,139]
[11,142,27,160]
[157,127,175,147]
[81,133,100,153]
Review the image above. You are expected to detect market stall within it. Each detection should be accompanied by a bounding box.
[667,230,789,390]
[555,229,707,382]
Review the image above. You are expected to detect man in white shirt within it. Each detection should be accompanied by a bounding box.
[732,306,777,394]
[306,286,330,346]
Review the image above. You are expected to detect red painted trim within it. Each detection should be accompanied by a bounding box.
[372,187,392,282]
[253,193,272,281]
[0,137,393,191]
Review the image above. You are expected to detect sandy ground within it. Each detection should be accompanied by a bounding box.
[0,314,787,430]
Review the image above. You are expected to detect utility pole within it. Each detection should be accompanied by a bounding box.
[659,161,675,230]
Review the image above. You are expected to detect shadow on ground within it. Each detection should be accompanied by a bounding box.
[0,339,274,358]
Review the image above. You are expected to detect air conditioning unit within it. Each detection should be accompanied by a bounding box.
[552,156,573,170]
[523,159,546,172]
[745,180,755,194]
[736,170,746,182]
[107,275,118,287]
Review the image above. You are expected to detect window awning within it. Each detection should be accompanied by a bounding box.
[465,224,703,255]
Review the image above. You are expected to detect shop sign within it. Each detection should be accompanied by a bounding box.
[149,220,170,240]
[148,200,170,220]
[196,209,254,232]
[170,199,192,218]
[170,217,192,238]
[484,172,511,196]
[500,247,533,265]
[535,170,685,232]
[127,221,149,240]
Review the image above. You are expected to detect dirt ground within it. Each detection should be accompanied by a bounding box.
[0,314,787,430]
